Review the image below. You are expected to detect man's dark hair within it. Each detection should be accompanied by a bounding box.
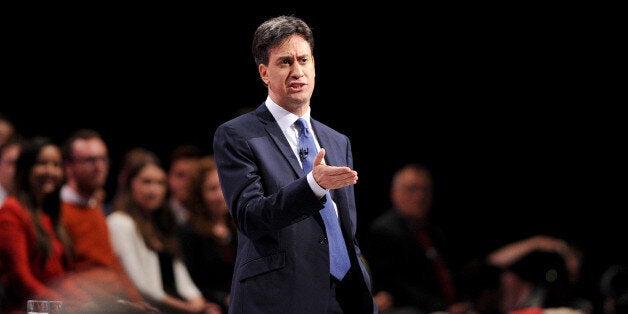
[252,15,314,67]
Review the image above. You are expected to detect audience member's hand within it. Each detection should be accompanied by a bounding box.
[185,297,208,313]
[374,290,394,312]
[204,301,223,314]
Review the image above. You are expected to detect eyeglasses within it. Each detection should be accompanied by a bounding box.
[73,156,110,165]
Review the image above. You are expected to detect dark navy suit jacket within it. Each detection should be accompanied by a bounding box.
[213,103,375,313]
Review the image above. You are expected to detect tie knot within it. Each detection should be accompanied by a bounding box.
[295,118,310,137]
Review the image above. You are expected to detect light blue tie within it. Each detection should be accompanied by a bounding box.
[295,118,351,281]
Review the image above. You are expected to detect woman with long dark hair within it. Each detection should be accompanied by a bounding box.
[0,137,88,312]
[108,147,221,314]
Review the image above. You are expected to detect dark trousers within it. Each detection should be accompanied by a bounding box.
[329,268,374,314]
[328,276,344,313]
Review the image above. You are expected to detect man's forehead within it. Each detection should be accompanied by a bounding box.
[270,36,311,56]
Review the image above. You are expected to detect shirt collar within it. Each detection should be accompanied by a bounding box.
[264,96,311,131]
[60,184,91,207]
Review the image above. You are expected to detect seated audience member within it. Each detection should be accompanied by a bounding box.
[0,134,22,206]
[178,155,237,313]
[0,134,23,309]
[0,114,15,147]
[167,144,202,227]
[107,147,221,314]
[60,129,157,312]
[0,137,132,313]
[366,163,460,314]
[487,235,593,314]
[0,137,76,312]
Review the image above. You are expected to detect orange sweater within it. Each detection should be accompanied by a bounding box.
[61,201,144,302]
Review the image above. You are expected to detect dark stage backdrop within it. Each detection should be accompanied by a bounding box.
[4,4,625,296]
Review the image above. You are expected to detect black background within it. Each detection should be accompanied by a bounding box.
[4,4,626,295]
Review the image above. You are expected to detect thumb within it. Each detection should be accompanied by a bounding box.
[313,148,326,166]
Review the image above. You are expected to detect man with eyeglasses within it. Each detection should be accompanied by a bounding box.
[59,128,157,312]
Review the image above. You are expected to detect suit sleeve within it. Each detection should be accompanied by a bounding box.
[213,122,324,240]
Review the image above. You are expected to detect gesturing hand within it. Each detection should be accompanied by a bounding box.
[312,148,358,190]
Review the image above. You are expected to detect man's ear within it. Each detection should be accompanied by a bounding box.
[259,64,269,85]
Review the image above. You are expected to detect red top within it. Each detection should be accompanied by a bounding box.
[0,196,67,311]
[1,196,149,313]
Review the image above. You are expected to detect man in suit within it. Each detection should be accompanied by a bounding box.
[213,15,376,314]
[366,164,457,313]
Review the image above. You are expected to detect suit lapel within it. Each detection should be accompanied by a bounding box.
[310,119,341,167]
[256,106,303,177]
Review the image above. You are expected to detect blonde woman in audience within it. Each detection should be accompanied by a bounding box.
[107,147,222,314]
